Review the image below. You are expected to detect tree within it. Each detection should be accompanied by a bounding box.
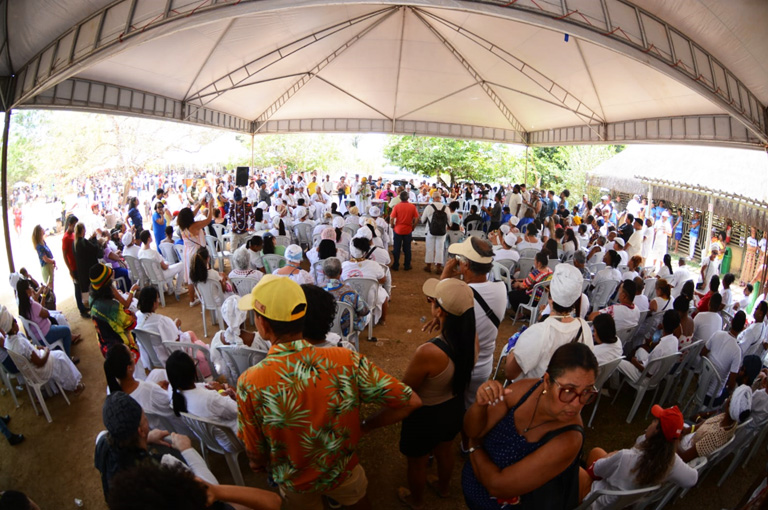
[248,134,345,175]
[528,145,624,199]
[383,136,523,186]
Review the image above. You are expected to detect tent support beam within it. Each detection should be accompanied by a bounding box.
[1,108,13,273]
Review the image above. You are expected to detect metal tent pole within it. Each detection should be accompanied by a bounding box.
[704,195,715,259]
[1,108,13,273]
[250,133,255,170]
[524,145,529,185]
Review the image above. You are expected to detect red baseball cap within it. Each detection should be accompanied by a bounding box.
[651,405,684,442]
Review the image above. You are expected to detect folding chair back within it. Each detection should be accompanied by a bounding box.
[519,248,540,259]
[446,230,465,245]
[140,258,176,306]
[587,357,624,427]
[294,223,313,250]
[345,277,380,339]
[17,316,66,353]
[6,349,70,423]
[133,328,167,370]
[575,484,661,510]
[643,278,658,300]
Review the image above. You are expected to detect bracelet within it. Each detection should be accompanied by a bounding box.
[467,445,482,454]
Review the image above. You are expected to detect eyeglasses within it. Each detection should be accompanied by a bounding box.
[552,380,598,405]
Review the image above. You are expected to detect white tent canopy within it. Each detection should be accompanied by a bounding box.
[0,0,766,148]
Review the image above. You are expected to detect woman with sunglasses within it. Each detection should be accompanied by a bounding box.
[462,342,598,509]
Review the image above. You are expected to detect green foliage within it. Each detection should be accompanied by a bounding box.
[248,134,345,175]
[383,135,523,186]
[528,145,624,199]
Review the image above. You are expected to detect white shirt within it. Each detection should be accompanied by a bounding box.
[493,248,520,263]
[588,435,697,509]
[469,281,508,369]
[626,229,644,258]
[644,334,679,374]
[617,250,629,266]
[599,303,641,330]
[507,193,523,216]
[593,340,624,366]
[701,257,720,285]
[123,243,141,258]
[5,333,53,381]
[138,246,165,265]
[693,312,723,343]
[177,383,239,449]
[738,321,767,358]
[273,266,314,285]
[633,294,650,312]
[670,266,692,297]
[136,312,181,364]
[593,267,622,286]
[705,331,741,397]
[513,317,594,379]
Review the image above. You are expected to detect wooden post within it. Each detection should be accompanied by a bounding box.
[524,145,529,185]
[250,133,255,171]
[704,195,715,259]
[1,108,13,273]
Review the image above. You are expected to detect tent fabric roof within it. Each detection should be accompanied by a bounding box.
[587,144,768,229]
[1,0,767,148]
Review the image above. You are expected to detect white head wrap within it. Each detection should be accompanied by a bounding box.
[0,304,13,333]
[256,201,268,210]
[550,263,584,308]
[354,226,372,240]
[220,296,246,346]
[332,216,345,229]
[503,232,517,247]
[729,385,753,422]
[369,206,381,217]
[122,231,134,245]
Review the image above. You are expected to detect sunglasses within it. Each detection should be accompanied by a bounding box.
[552,380,598,405]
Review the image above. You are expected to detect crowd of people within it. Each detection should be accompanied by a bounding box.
[1,167,768,510]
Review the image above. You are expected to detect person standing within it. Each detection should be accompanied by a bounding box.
[236,275,421,510]
[741,227,759,286]
[73,222,103,305]
[390,191,419,271]
[688,211,701,259]
[62,215,89,318]
[32,225,56,291]
[671,208,684,253]
[151,202,167,252]
[227,188,253,251]
[421,191,448,274]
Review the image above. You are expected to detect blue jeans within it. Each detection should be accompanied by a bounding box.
[73,280,88,314]
[392,233,413,269]
[46,325,72,356]
[0,418,10,440]
[112,266,132,291]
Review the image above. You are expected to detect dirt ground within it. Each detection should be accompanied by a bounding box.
[0,240,765,509]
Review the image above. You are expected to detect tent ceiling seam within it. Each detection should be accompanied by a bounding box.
[182,17,237,101]
[391,7,406,131]
[313,75,391,120]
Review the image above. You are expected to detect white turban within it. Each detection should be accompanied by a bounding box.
[332,217,345,229]
[550,263,584,308]
[369,206,381,217]
[256,201,268,210]
[122,231,133,245]
[729,385,753,422]
[354,226,372,240]
[503,232,517,247]
[221,296,246,346]
[0,304,13,333]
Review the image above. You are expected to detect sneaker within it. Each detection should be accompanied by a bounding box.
[177,288,189,295]
[189,298,200,307]
[8,434,24,446]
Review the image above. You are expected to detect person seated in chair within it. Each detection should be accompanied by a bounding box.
[615,309,680,383]
[507,251,553,312]
[137,230,187,297]
[588,279,640,331]
[301,283,356,351]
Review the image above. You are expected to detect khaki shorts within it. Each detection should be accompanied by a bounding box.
[279,464,368,510]
[41,263,54,286]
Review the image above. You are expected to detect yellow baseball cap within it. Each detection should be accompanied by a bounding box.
[422,278,474,316]
[237,274,307,321]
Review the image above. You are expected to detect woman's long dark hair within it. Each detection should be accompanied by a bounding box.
[16,280,32,320]
[190,247,210,284]
[166,350,196,417]
[564,228,579,250]
[441,307,476,396]
[663,254,673,275]
[632,423,677,486]
[263,236,276,255]
[276,219,286,236]
[318,239,337,260]
[177,207,195,231]
[365,224,377,239]
[335,227,342,242]
[104,344,132,394]
[253,208,263,223]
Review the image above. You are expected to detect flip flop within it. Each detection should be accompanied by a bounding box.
[73,383,86,395]
[426,475,450,498]
[396,487,424,510]
[71,335,83,345]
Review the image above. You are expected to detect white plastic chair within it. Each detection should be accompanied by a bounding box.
[140,258,178,307]
[124,254,149,287]
[330,301,359,352]
[194,280,225,337]
[6,349,70,423]
[511,280,551,326]
[0,360,23,408]
[274,234,291,247]
[717,418,759,486]
[575,484,661,510]
[491,262,513,293]
[516,257,535,279]
[262,254,286,273]
[342,225,358,238]
[17,316,66,354]
[681,356,722,419]
[590,280,620,312]
[548,258,560,270]
[466,229,486,239]
[345,277,380,340]
[294,223,313,250]
[206,235,231,272]
[587,261,606,274]
[133,328,167,370]
[216,345,268,385]
[180,412,246,486]
[465,220,482,231]
[611,353,679,423]
[159,243,179,264]
[492,340,514,382]
[230,275,260,325]
[742,419,768,468]
[676,340,708,404]
[637,457,707,509]
[162,341,219,382]
[657,340,704,407]
[587,357,623,428]
[518,248,540,259]
[173,244,185,266]
[643,278,658,300]
[446,230,465,245]
[684,434,737,496]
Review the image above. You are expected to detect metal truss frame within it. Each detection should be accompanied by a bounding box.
[4,0,765,146]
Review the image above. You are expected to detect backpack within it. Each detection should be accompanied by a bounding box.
[428,204,448,236]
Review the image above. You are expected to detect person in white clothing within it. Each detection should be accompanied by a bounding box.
[632,277,650,311]
[591,313,624,366]
[591,250,622,288]
[670,258,693,298]
[582,405,697,509]
[692,293,724,343]
[210,296,271,380]
[702,311,746,403]
[167,350,239,451]
[489,230,520,264]
[122,230,141,259]
[738,301,768,358]
[342,238,389,325]
[588,279,641,331]
[700,248,720,287]
[370,206,391,249]
[507,263,594,381]
[441,237,506,410]
[421,192,448,273]
[616,310,680,382]
[613,238,628,265]
[2,313,84,394]
[138,230,186,295]
[624,218,645,259]
[272,244,314,285]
